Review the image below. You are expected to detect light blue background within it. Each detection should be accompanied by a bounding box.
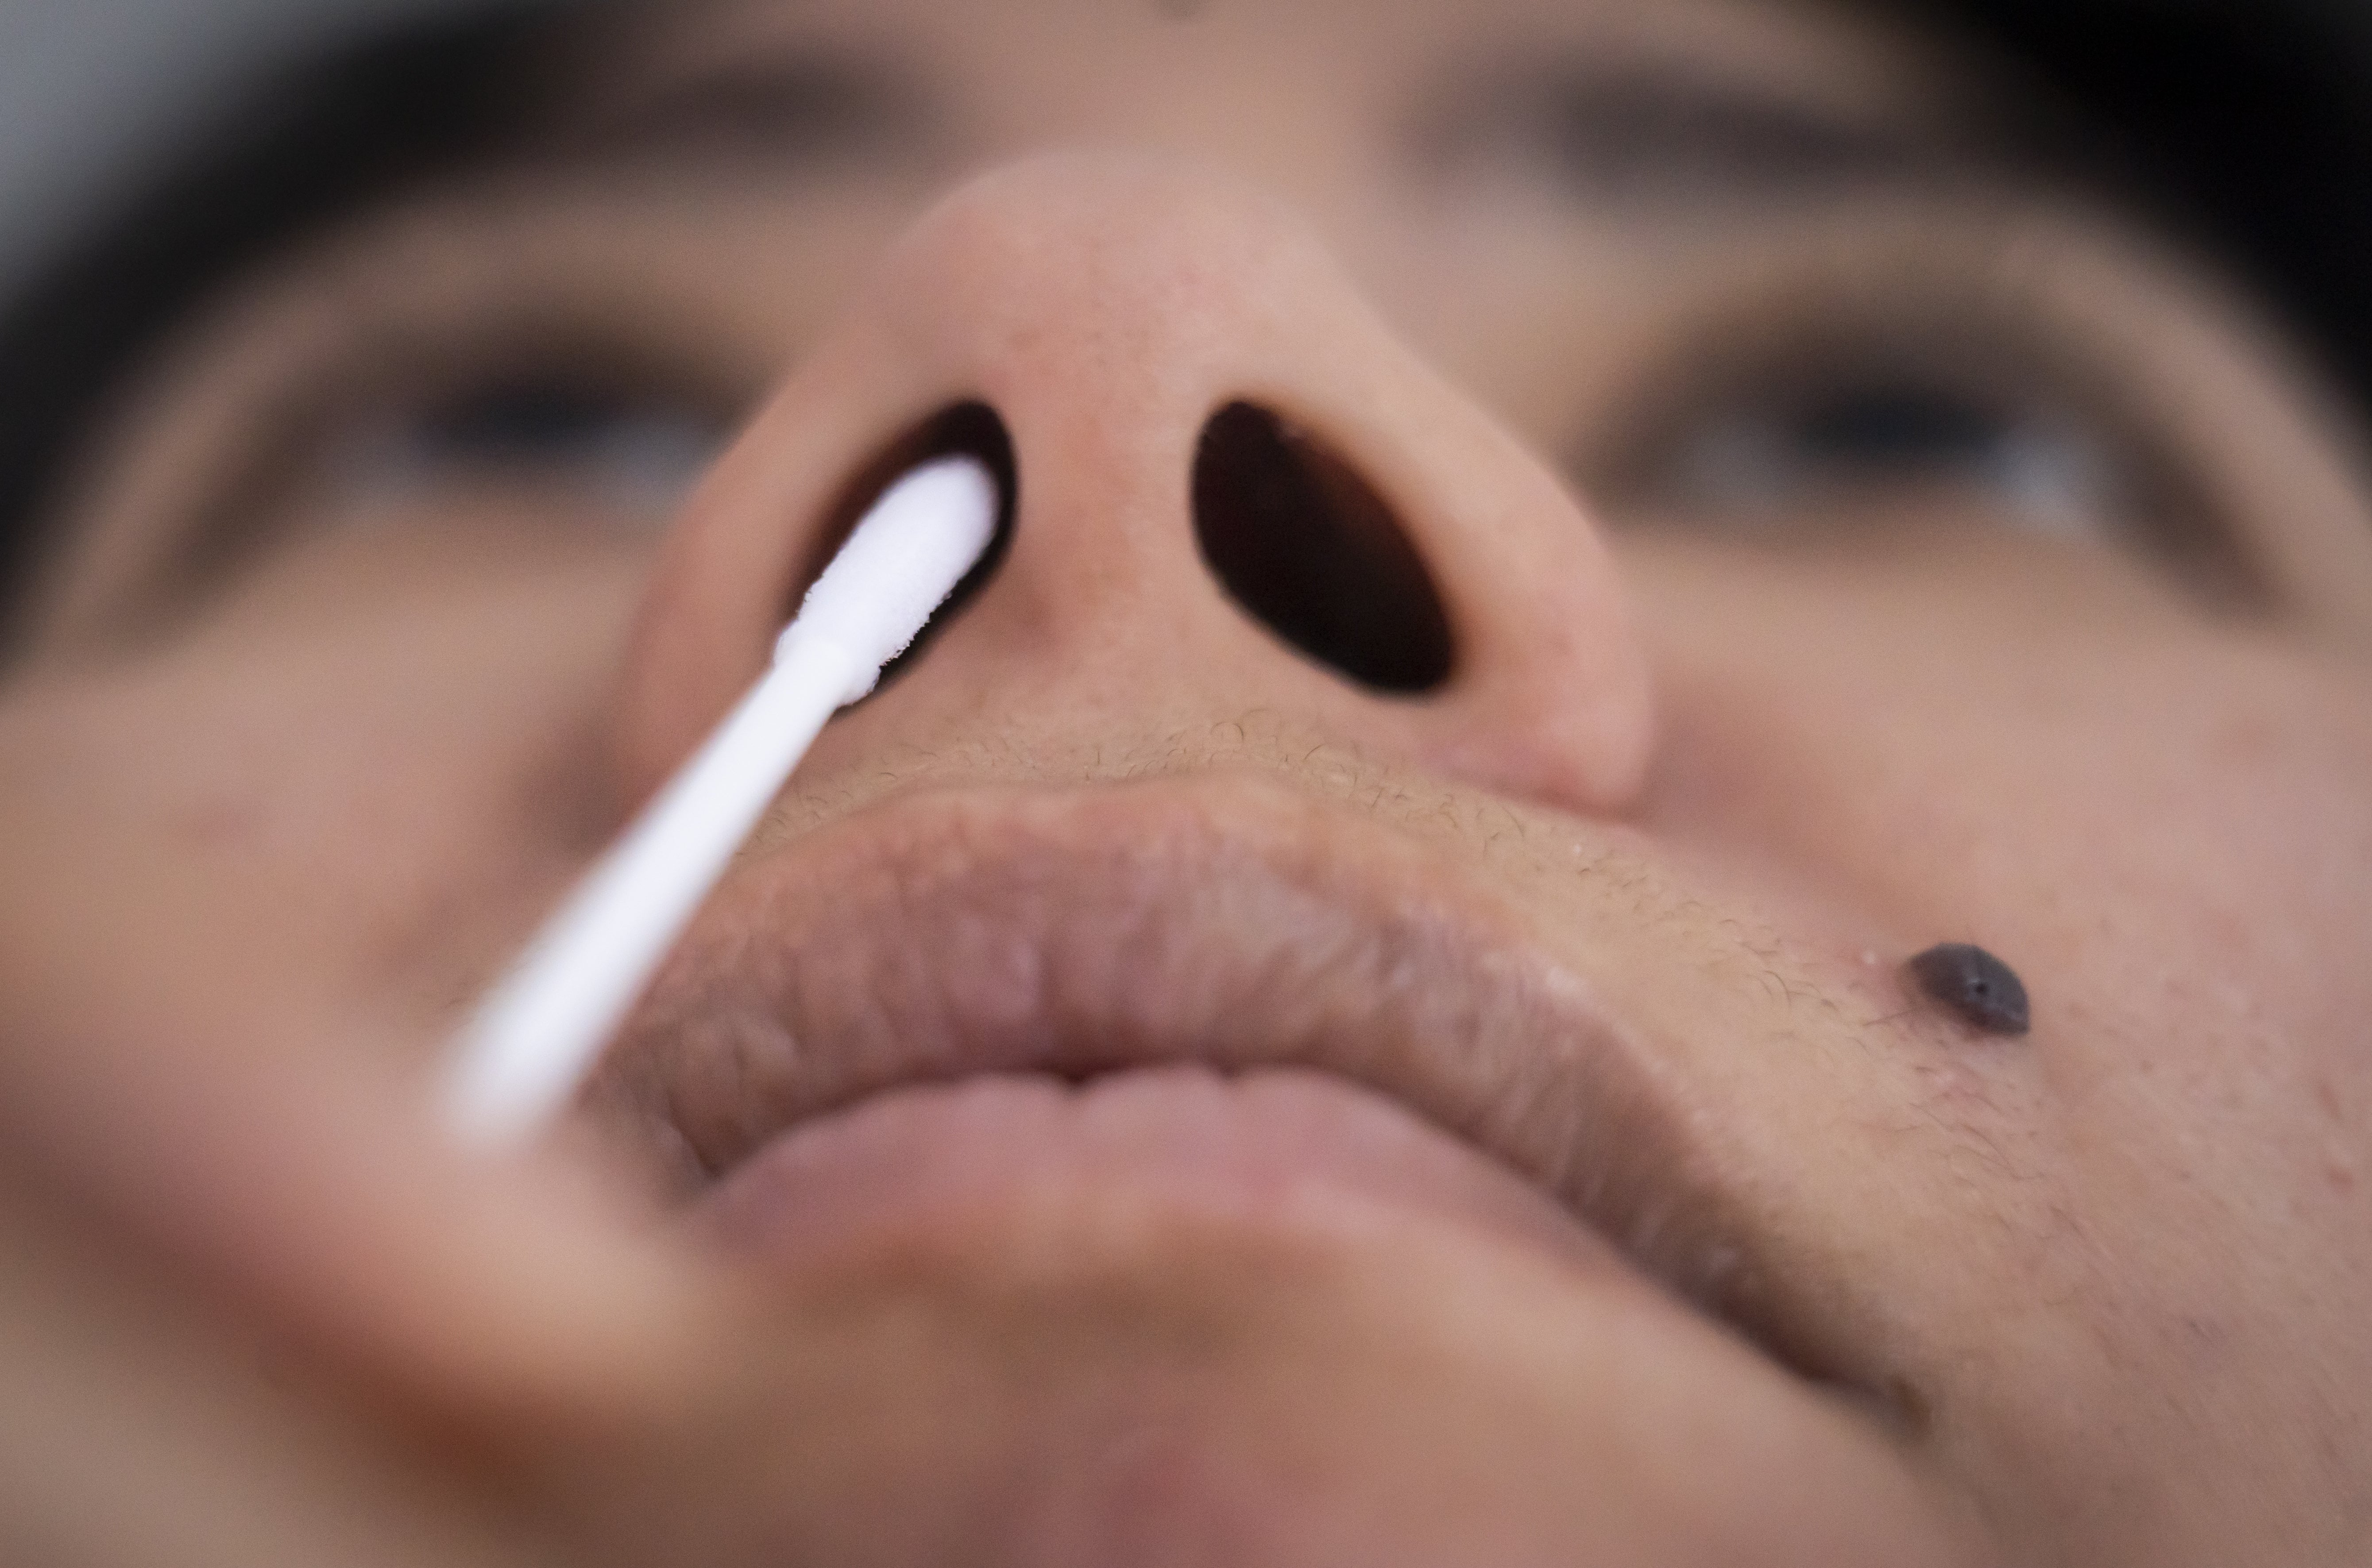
[0,0,479,297]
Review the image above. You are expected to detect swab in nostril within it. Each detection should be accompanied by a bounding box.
[442,455,1000,1149]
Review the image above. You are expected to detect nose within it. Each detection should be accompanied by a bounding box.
[616,154,1653,815]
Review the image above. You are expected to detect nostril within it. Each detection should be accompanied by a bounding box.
[1191,402,1455,694]
[804,401,1018,695]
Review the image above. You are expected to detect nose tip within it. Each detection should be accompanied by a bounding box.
[618,152,1654,817]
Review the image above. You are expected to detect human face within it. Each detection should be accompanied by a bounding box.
[7,0,2372,1563]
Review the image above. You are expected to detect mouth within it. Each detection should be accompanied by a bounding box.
[588,771,1805,1338]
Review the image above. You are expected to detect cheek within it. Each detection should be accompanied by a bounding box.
[1629,540,2372,1054]
[1749,639,2372,1065]
[3,524,652,1042]
[1645,555,2372,1178]
[1631,542,2372,1532]
[2020,665,2372,1413]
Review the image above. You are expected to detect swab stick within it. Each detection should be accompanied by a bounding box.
[444,455,999,1148]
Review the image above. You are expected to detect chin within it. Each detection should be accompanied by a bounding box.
[534,1072,1971,1568]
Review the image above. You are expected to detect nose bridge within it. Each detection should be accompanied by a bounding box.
[889,157,1315,464]
[875,159,1318,633]
[618,153,1654,817]
[885,157,1497,697]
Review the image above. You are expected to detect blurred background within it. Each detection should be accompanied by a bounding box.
[9,0,2372,386]
[0,0,474,299]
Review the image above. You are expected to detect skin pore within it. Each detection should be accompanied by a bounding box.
[2,0,2371,1564]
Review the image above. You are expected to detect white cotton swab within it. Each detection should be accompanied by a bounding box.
[443,455,1000,1150]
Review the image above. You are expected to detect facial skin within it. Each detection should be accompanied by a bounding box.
[4,0,2372,1563]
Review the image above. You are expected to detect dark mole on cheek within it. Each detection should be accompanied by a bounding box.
[1905,943,2031,1037]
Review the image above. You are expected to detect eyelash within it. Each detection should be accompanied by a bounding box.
[1598,331,2280,609]
[205,231,2236,618]
[332,350,2159,578]
[1649,372,2120,534]
[325,375,734,525]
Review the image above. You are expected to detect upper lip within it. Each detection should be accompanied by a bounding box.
[586,770,1812,1380]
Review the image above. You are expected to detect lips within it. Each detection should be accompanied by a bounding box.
[558,771,1965,1568]
[692,1063,1659,1287]
[587,771,1789,1327]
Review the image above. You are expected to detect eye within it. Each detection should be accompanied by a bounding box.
[326,373,731,525]
[1786,385,2016,471]
[1603,339,2163,559]
[1655,374,2118,539]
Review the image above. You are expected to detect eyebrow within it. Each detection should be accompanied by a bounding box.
[1438,60,2008,202]
[539,53,934,172]
[533,48,2015,206]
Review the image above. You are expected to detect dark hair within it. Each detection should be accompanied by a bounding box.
[4,0,2372,636]
[0,4,573,642]
[1932,0,2372,408]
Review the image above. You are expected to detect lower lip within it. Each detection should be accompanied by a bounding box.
[693,1065,1624,1277]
